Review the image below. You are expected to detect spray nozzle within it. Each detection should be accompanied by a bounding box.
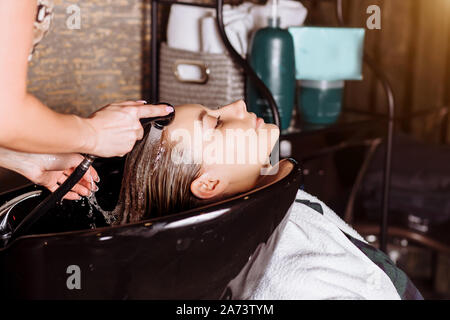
[141,102,175,130]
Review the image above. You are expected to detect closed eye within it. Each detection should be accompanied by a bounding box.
[215,116,223,129]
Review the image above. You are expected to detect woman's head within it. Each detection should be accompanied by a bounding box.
[115,100,280,224]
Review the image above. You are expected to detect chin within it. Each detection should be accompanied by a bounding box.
[267,123,280,143]
[266,123,280,135]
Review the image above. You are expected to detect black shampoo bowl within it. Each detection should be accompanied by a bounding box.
[0,158,301,299]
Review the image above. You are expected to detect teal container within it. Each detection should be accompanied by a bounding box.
[247,18,296,131]
[298,80,344,124]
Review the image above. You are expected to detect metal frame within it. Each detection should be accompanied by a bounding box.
[336,0,394,252]
[150,0,394,252]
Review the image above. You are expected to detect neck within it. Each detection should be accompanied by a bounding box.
[254,159,292,189]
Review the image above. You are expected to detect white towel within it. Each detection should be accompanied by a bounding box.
[167,4,214,52]
[168,1,307,57]
[227,189,401,300]
[200,3,254,56]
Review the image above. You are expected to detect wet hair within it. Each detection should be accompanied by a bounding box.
[112,125,204,225]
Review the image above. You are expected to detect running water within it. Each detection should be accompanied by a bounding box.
[113,125,166,224]
[87,192,117,226]
[86,175,118,226]
[82,125,166,227]
[85,197,96,229]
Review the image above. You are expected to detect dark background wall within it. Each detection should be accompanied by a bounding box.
[302,0,450,142]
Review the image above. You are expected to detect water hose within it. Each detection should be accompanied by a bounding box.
[8,155,96,243]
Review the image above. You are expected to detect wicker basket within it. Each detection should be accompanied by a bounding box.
[159,42,245,109]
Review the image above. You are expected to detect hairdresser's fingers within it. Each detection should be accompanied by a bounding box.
[126,104,174,120]
[62,165,99,185]
[87,166,100,184]
[110,100,147,106]
[57,170,93,197]
[57,172,68,185]
[45,180,79,200]
[63,191,82,201]
[136,126,144,140]
[47,183,78,200]
[47,183,59,193]
[71,183,92,197]
[62,167,74,175]
[60,171,97,193]
[79,166,100,185]
[57,173,91,197]
[93,100,145,115]
[77,175,98,192]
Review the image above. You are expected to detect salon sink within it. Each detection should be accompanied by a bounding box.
[0,168,32,195]
[0,157,302,299]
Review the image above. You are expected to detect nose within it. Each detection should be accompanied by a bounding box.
[222,99,247,119]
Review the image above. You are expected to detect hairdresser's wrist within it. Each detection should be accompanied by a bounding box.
[73,115,98,155]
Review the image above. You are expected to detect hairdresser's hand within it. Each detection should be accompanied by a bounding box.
[25,153,100,200]
[85,101,174,157]
[0,149,100,200]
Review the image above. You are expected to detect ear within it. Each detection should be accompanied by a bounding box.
[190,172,229,200]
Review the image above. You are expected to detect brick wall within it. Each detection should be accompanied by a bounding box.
[27,0,146,117]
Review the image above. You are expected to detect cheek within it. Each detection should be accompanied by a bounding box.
[227,135,269,167]
[203,125,272,167]
[221,163,261,183]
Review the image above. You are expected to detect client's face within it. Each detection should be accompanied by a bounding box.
[166,100,280,200]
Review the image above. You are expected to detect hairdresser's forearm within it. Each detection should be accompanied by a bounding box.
[0,94,95,154]
[0,146,37,178]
